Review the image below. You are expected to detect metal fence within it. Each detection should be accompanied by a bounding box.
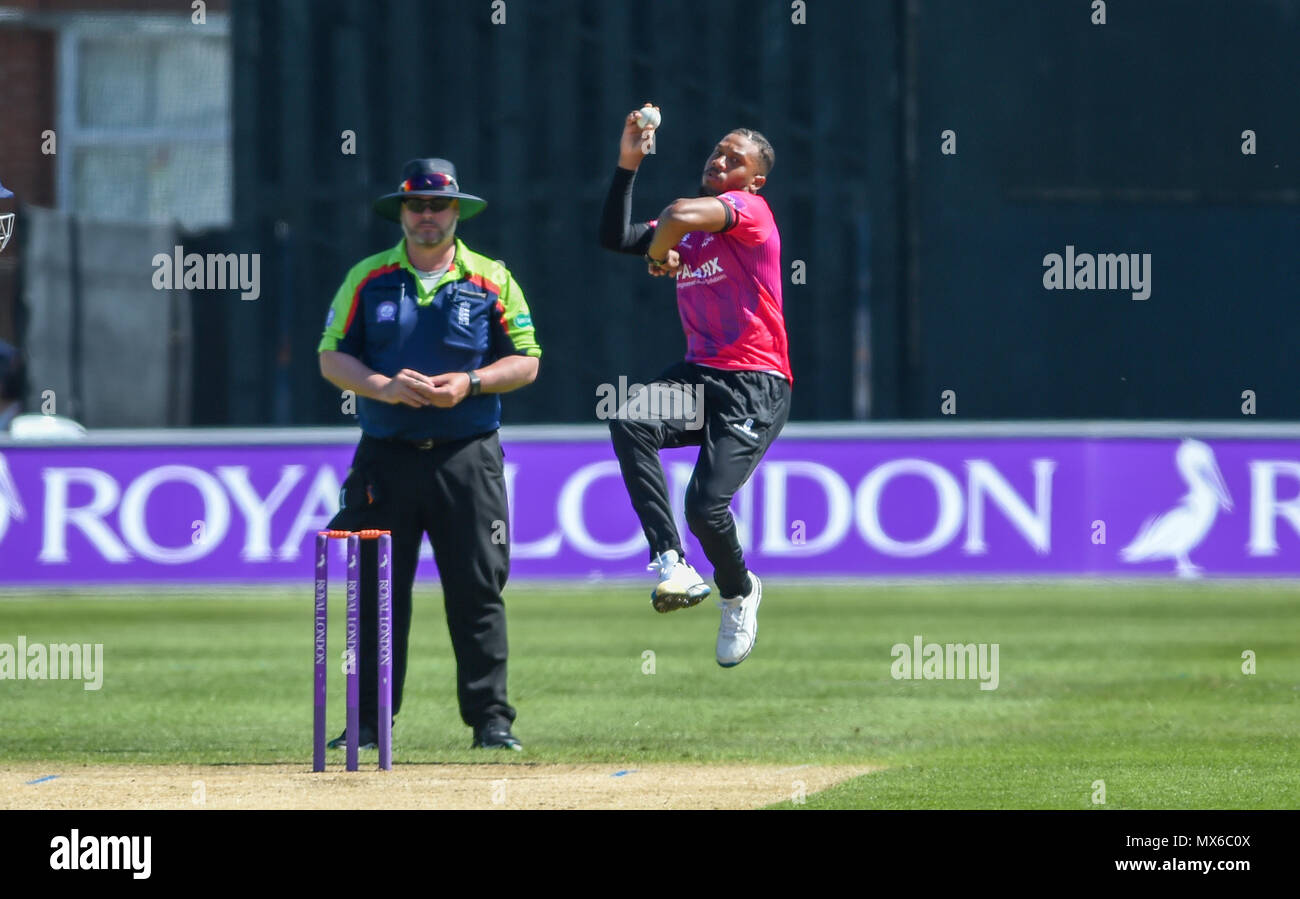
[23,207,189,427]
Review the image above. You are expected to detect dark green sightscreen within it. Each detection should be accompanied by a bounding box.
[210,0,1298,426]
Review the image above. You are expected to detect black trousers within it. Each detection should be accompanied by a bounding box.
[328,430,514,730]
[608,361,791,598]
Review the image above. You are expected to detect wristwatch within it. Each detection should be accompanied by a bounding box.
[467,370,482,396]
[645,252,668,266]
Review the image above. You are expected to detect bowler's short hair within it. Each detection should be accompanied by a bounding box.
[729,128,775,175]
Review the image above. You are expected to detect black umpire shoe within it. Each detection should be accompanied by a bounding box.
[327,725,378,750]
[472,721,523,751]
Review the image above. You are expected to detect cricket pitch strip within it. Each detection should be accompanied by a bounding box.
[3,762,881,810]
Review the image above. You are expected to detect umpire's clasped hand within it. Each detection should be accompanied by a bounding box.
[381,369,440,407]
[426,371,473,408]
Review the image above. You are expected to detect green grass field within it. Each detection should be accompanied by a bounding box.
[2,581,1298,809]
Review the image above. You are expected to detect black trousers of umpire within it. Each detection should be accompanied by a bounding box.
[609,361,791,598]
[329,430,514,731]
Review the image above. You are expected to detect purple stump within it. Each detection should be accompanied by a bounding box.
[313,534,328,772]
[378,533,393,771]
[345,533,361,772]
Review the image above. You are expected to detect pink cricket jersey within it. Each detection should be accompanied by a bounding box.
[665,190,792,383]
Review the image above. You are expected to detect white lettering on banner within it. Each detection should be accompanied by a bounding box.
[40,468,129,563]
[855,459,965,557]
[963,459,1055,555]
[503,463,562,558]
[760,461,853,555]
[25,454,1064,569]
[557,461,646,558]
[218,465,306,561]
[120,465,231,564]
[1247,461,1300,556]
[276,466,342,560]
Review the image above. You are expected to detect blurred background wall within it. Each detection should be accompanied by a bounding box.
[0,0,229,424]
[1,0,1296,426]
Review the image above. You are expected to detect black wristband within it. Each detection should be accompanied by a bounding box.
[467,371,482,396]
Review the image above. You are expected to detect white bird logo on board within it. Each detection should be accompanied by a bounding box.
[0,453,25,546]
[1121,439,1232,577]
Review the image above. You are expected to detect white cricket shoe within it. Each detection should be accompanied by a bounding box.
[647,549,711,613]
[716,573,761,667]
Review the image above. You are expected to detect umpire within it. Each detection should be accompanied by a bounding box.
[318,158,540,751]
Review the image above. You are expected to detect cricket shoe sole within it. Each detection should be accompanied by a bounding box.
[651,582,712,613]
[647,550,712,613]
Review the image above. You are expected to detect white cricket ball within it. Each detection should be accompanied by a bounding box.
[636,106,661,129]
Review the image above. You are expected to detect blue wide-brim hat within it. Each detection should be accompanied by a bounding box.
[373,158,486,223]
[0,180,13,199]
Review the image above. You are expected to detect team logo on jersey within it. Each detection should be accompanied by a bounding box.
[679,256,723,281]
[514,313,531,328]
[324,308,335,327]
[376,301,398,322]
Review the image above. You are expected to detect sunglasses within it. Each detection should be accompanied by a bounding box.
[404,198,455,214]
